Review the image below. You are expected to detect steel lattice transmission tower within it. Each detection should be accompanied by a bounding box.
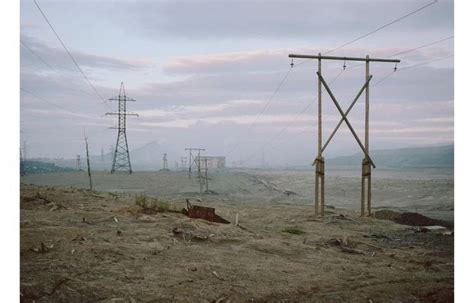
[162,153,169,171]
[106,82,138,174]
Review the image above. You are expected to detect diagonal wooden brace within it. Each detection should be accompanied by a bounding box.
[316,71,376,168]
[321,75,373,153]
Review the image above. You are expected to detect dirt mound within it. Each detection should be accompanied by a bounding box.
[395,212,453,229]
[375,210,453,229]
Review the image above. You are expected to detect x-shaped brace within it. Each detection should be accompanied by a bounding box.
[316,71,376,168]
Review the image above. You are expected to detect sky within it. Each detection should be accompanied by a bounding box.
[19,0,454,167]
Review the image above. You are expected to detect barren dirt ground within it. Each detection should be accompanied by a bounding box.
[20,170,454,302]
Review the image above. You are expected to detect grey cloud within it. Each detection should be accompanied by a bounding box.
[19,0,454,161]
[113,0,453,40]
[132,62,453,109]
[20,34,153,73]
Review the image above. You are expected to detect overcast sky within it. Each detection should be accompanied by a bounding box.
[20,0,454,166]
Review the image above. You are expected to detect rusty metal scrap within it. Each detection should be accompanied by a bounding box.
[183,199,230,224]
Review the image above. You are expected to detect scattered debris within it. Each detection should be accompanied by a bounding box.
[30,242,54,253]
[72,235,87,242]
[113,217,119,223]
[82,217,93,225]
[172,227,208,241]
[47,202,65,211]
[283,190,298,196]
[211,270,224,281]
[326,238,364,255]
[282,227,305,235]
[48,277,70,296]
[254,178,281,192]
[215,296,229,303]
[326,214,361,224]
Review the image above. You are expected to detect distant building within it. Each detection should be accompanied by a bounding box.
[196,156,226,170]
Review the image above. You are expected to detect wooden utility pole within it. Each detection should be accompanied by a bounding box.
[204,157,209,192]
[288,53,400,217]
[362,55,371,216]
[315,53,324,216]
[20,148,25,176]
[84,134,93,191]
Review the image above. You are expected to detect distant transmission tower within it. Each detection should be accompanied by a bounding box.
[181,157,187,170]
[162,153,169,171]
[106,82,138,174]
[76,155,82,171]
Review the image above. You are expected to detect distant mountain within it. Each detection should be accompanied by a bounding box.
[22,160,76,175]
[327,145,454,168]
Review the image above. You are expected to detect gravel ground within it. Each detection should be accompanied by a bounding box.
[20,170,454,302]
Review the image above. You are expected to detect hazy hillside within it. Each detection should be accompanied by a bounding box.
[129,141,182,170]
[50,141,183,171]
[327,145,454,168]
[22,160,76,174]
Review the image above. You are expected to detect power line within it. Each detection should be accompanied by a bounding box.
[226,1,440,158]
[224,67,293,157]
[388,35,453,58]
[373,53,454,86]
[324,35,454,73]
[21,87,80,114]
[325,0,439,55]
[289,54,453,138]
[33,0,106,103]
[294,0,439,67]
[20,39,97,99]
[21,87,109,138]
[249,68,345,153]
[239,48,453,164]
[398,54,454,71]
